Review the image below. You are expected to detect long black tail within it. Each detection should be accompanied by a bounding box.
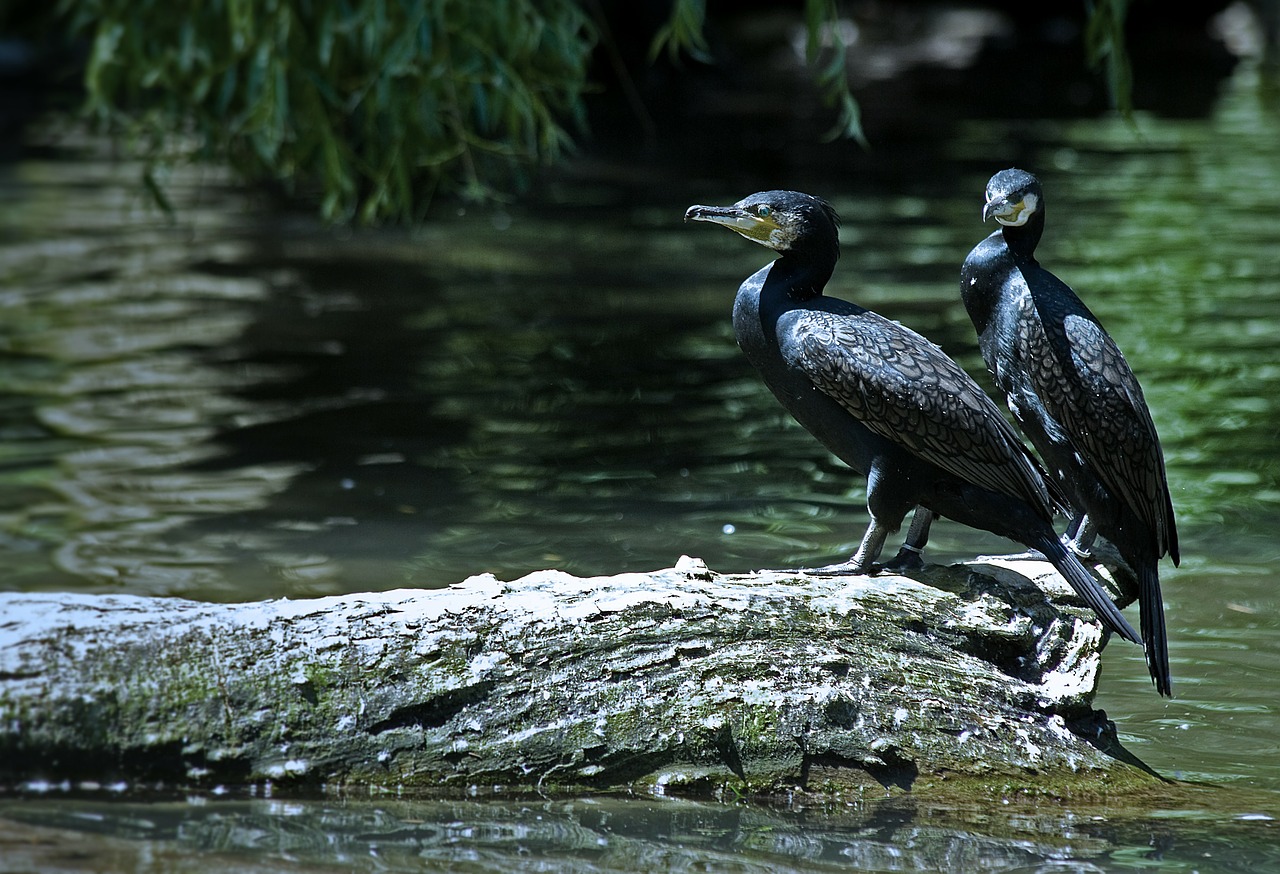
[1036,534,1141,645]
[1138,559,1173,697]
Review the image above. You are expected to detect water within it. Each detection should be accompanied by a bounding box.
[2,36,1280,874]
[1,795,1278,872]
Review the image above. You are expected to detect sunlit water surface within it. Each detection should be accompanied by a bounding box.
[1,55,1279,873]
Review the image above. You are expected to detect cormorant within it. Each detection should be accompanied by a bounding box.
[960,168,1177,696]
[685,190,1141,645]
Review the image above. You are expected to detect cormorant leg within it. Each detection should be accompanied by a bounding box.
[1065,513,1086,541]
[1066,513,1097,559]
[806,517,892,576]
[883,507,934,570]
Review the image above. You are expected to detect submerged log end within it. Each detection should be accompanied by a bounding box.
[0,554,1160,800]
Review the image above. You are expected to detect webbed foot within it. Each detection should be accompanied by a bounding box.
[882,543,925,571]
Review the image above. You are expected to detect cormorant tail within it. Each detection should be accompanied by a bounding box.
[1036,534,1142,645]
[1139,560,1173,697]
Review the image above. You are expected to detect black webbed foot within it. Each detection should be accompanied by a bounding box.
[882,544,925,571]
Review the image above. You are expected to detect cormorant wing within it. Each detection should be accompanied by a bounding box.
[780,309,1056,517]
[1028,308,1178,558]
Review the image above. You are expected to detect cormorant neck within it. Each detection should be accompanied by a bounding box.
[768,244,837,301]
[999,208,1045,261]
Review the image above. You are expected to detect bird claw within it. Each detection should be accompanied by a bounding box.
[756,560,877,577]
[801,559,880,577]
[1063,537,1093,560]
[773,549,930,576]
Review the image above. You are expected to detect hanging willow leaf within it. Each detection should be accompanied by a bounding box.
[11,0,1134,223]
[1084,0,1134,115]
[653,0,866,146]
[649,0,709,64]
[24,0,595,223]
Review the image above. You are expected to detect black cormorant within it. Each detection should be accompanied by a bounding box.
[685,189,1141,645]
[960,168,1177,696]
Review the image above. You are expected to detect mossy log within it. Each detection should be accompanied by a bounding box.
[0,555,1160,799]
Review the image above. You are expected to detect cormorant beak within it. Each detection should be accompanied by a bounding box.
[983,192,1038,227]
[981,195,1004,223]
[684,204,784,249]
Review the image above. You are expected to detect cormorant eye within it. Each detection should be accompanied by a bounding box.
[756,205,772,217]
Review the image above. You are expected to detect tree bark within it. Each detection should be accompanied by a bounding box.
[0,555,1160,798]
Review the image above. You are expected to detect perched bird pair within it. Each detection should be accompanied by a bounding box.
[685,171,1177,697]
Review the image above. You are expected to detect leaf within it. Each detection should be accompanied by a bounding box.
[1084,0,1134,115]
[805,0,834,62]
[142,163,175,218]
[803,0,867,147]
[85,21,125,102]
[649,0,709,64]
[216,64,239,114]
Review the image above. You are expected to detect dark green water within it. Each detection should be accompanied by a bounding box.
[2,43,1279,874]
[1,794,1278,872]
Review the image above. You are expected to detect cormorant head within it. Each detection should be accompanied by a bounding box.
[684,190,840,259]
[982,168,1042,228]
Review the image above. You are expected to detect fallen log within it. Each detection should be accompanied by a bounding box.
[0,555,1160,799]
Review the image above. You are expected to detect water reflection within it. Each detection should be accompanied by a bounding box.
[0,156,310,595]
[2,794,1277,873]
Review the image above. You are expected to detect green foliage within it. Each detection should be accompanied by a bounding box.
[14,0,1135,223]
[650,0,709,64]
[53,0,595,222]
[656,0,867,145]
[802,0,866,145]
[1084,0,1134,114]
